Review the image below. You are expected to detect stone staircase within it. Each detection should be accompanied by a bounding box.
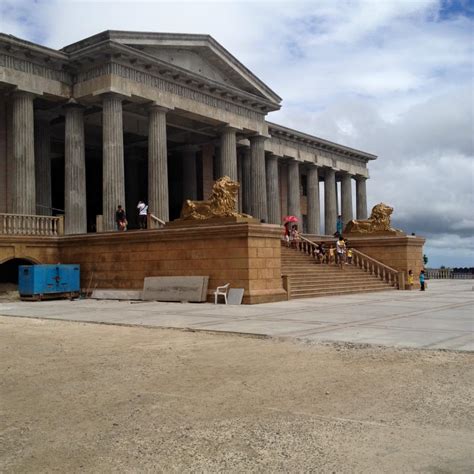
[281,244,397,299]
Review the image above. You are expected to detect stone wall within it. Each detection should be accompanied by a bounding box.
[348,235,425,288]
[311,234,425,289]
[0,235,60,265]
[58,222,286,304]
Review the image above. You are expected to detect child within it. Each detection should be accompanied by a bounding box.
[328,245,335,264]
[407,270,414,290]
[336,236,346,269]
[419,270,425,291]
[347,247,353,265]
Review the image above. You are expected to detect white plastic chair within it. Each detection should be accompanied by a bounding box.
[214,283,230,304]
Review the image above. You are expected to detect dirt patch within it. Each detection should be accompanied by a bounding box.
[0,316,472,473]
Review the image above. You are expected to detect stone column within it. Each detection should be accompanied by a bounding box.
[125,148,142,229]
[341,172,353,226]
[12,91,35,214]
[34,110,52,215]
[287,160,301,223]
[250,135,267,221]
[182,145,198,201]
[219,126,237,180]
[241,146,251,215]
[64,102,87,234]
[266,153,280,224]
[356,176,368,219]
[148,105,169,222]
[324,168,337,235]
[102,94,125,231]
[307,164,320,234]
[237,151,242,212]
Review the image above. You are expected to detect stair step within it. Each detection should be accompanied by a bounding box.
[291,287,396,298]
[281,245,396,299]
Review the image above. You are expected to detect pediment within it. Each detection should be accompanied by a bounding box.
[70,31,281,105]
[126,45,242,90]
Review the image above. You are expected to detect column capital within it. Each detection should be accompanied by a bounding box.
[304,161,320,171]
[355,174,368,181]
[63,99,85,112]
[11,89,36,100]
[100,92,127,102]
[219,125,240,134]
[148,103,171,114]
[265,152,279,161]
[249,134,268,145]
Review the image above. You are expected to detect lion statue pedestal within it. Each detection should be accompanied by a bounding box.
[344,203,405,236]
[167,176,260,227]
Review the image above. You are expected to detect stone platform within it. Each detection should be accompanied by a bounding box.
[1,222,287,305]
[1,280,472,351]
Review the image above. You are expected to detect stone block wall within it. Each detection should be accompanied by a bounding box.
[0,235,60,265]
[58,222,286,304]
[342,235,425,289]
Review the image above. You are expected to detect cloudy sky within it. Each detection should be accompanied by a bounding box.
[1,0,473,267]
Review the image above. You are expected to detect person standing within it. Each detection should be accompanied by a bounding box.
[115,205,127,231]
[336,215,343,237]
[336,236,346,269]
[137,201,148,229]
[419,270,426,291]
[407,270,414,290]
[347,247,353,265]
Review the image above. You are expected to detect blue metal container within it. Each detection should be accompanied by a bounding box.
[18,264,80,299]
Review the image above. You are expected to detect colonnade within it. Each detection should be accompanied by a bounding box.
[9,91,368,236]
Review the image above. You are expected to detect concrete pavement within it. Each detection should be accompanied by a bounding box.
[1,280,472,351]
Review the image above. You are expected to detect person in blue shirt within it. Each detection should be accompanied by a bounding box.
[419,270,426,291]
[336,215,343,237]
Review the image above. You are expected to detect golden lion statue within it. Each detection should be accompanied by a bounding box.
[180,176,250,220]
[344,202,401,234]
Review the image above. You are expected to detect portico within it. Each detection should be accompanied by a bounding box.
[0,30,374,236]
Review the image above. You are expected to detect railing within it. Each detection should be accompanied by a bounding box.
[350,248,402,288]
[290,235,403,289]
[0,213,64,236]
[148,214,166,229]
[426,269,474,279]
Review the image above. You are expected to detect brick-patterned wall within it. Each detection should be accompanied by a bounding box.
[0,236,60,265]
[348,236,425,288]
[59,222,286,304]
[311,234,426,289]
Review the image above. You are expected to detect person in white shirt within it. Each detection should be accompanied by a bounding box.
[137,201,148,229]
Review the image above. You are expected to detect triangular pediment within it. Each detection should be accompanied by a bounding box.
[126,45,243,90]
[63,31,281,105]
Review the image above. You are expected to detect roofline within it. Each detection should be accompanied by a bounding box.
[61,30,282,104]
[68,39,280,112]
[0,33,68,60]
[267,121,377,161]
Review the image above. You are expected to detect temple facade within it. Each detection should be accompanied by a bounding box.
[0,30,375,235]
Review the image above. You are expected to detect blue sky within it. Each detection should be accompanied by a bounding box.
[1,0,473,267]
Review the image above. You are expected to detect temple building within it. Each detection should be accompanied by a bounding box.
[0,30,375,235]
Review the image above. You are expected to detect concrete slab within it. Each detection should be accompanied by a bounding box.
[0,280,472,351]
[91,289,142,300]
[142,276,209,302]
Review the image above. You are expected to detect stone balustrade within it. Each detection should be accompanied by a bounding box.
[0,213,64,236]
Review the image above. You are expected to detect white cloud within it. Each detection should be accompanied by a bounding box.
[1,0,472,266]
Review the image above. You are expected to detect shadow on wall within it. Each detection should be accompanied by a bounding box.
[0,258,36,284]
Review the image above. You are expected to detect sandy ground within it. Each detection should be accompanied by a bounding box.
[0,316,472,473]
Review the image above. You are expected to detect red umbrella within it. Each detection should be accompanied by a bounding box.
[283,215,299,223]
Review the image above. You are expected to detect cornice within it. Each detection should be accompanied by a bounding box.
[61,30,282,104]
[267,122,377,162]
[69,40,279,114]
